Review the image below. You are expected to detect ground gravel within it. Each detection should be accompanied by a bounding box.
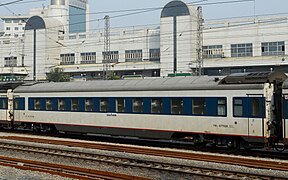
[0,166,73,180]
[0,132,288,179]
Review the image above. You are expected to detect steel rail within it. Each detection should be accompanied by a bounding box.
[2,136,288,172]
[0,137,286,179]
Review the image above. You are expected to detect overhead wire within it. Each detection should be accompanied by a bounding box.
[0,0,286,65]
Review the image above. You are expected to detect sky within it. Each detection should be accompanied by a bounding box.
[0,0,288,29]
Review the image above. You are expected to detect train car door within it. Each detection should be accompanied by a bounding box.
[247,95,265,140]
[283,94,288,141]
[0,97,7,122]
[6,90,14,127]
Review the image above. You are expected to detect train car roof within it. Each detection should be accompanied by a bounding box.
[0,82,23,92]
[219,71,287,84]
[13,76,266,93]
[282,79,288,89]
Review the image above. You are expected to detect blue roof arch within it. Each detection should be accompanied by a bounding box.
[25,16,46,30]
[161,0,190,18]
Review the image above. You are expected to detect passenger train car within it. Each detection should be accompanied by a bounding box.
[0,71,287,150]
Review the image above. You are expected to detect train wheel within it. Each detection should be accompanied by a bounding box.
[274,143,285,152]
[226,138,240,151]
[240,141,251,150]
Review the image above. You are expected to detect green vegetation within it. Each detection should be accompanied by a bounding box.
[46,68,70,82]
[107,72,121,80]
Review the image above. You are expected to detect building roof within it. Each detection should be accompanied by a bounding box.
[0,15,30,20]
[25,15,64,31]
[161,0,190,18]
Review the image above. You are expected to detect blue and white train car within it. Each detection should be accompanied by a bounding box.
[281,79,288,147]
[1,72,287,149]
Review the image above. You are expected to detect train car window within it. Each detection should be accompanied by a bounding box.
[133,98,143,113]
[58,98,66,111]
[14,99,19,110]
[233,98,243,117]
[71,98,79,111]
[46,98,53,110]
[85,98,93,112]
[100,98,109,112]
[151,98,162,114]
[34,99,41,110]
[0,98,7,109]
[192,98,206,115]
[14,98,25,110]
[283,97,288,119]
[116,98,125,113]
[217,98,226,116]
[283,96,288,119]
[252,98,260,117]
[171,98,183,115]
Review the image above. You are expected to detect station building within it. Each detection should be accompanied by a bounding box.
[0,0,287,81]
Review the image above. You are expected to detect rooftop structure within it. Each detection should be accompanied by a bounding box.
[0,0,287,81]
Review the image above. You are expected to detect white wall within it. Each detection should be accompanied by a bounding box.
[203,17,288,69]
[160,4,198,76]
[59,27,160,64]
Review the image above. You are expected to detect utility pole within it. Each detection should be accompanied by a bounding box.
[103,15,111,80]
[196,6,204,76]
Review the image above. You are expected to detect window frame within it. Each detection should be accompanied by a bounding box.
[233,97,265,118]
[231,43,253,57]
[261,41,285,56]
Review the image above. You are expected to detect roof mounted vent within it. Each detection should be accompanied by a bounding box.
[219,71,288,84]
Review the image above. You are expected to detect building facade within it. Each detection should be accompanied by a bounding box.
[0,0,287,81]
[68,0,89,33]
[203,16,288,75]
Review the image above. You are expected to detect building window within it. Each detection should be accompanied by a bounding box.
[203,45,223,58]
[102,51,119,63]
[149,49,160,61]
[125,50,143,62]
[80,52,96,64]
[5,20,11,23]
[4,56,17,67]
[14,27,19,31]
[231,43,253,57]
[6,27,10,31]
[69,35,77,39]
[60,53,75,65]
[79,34,86,39]
[3,40,10,44]
[261,41,285,56]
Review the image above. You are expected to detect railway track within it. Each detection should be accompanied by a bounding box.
[0,135,287,179]
[2,136,288,171]
[0,155,147,180]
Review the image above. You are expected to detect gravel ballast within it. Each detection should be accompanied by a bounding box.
[0,132,287,179]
